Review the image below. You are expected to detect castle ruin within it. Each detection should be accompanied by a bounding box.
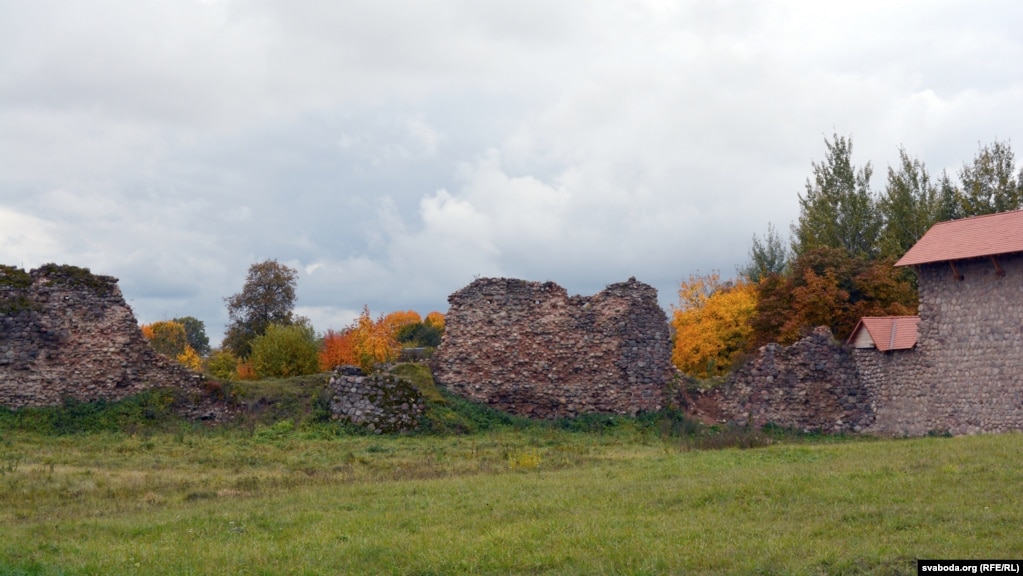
[0,264,200,408]
[432,277,671,418]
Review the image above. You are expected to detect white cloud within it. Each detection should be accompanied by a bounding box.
[2,0,1022,341]
[0,208,62,268]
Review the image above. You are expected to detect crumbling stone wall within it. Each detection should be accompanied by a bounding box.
[715,253,1023,436]
[713,327,875,433]
[432,277,670,418]
[328,365,425,433]
[0,264,200,408]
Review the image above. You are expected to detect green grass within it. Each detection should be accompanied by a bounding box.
[1,425,1021,575]
[0,370,1019,574]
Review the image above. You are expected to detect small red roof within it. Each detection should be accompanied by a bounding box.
[847,316,920,352]
[896,209,1023,266]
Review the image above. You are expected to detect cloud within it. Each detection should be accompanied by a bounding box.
[2,0,1022,346]
[0,208,62,268]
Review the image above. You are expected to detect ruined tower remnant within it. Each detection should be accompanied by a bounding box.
[432,277,671,418]
[0,264,200,408]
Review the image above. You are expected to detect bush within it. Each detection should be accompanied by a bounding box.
[249,323,319,379]
[206,349,239,381]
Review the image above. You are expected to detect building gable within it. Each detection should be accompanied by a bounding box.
[847,316,919,352]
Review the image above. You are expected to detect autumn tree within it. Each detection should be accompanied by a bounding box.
[671,273,758,379]
[249,323,319,379]
[380,310,422,338]
[352,306,401,372]
[141,321,188,357]
[318,328,357,371]
[223,260,299,358]
[140,320,203,372]
[958,140,1022,217]
[424,311,445,332]
[792,133,882,258]
[751,248,917,346]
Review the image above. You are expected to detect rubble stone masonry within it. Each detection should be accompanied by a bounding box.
[0,264,200,408]
[328,365,425,433]
[713,327,874,433]
[716,253,1023,436]
[432,277,671,418]
[862,254,1023,435]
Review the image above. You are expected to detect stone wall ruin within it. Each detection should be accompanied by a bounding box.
[714,253,1023,436]
[712,327,874,433]
[432,277,671,418]
[328,365,425,433]
[0,264,201,408]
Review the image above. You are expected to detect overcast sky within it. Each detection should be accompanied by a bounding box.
[2,0,1022,345]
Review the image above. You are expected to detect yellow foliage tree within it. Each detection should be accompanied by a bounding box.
[140,320,187,357]
[352,306,401,372]
[671,273,758,379]
[318,306,404,373]
[176,345,203,372]
[424,311,445,331]
[140,320,203,371]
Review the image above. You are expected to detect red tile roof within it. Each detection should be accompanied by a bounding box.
[896,209,1023,266]
[847,316,920,352]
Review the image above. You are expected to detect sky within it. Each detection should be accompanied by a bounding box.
[2,0,1022,346]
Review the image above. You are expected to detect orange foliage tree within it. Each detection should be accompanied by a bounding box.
[318,328,358,371]
[353,307,402,371]
[318,308,449,373]
[671,273,758,379]
[751,247,917,346]
[176,346,203,372]
[318,306,403,373]
[381,310,422,334]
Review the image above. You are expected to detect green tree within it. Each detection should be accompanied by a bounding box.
[249,323,319,379]
[223,260,299,358]
[877,147,941,258]
[935,170,963,222]
[958,140,1022,217]
[396,322,443,348]
[171,316,210,356]
[739,222,788,282]
[792,133,882,258]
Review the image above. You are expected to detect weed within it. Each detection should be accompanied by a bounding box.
[507,450,541,470]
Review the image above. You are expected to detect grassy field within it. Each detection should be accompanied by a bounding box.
[0,367,1021,575]
[2,422,1022,575]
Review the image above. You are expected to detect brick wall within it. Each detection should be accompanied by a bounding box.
[432,277,670,418]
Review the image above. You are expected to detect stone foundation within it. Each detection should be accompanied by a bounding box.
[328,366,425,433]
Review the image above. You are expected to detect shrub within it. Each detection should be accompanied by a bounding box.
[206,349,239,381]
[249,323,319,379]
